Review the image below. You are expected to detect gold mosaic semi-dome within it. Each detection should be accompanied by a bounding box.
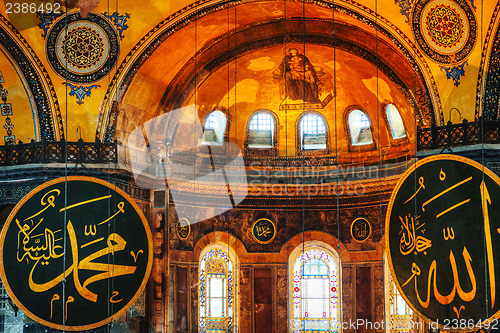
[116,1,423,176]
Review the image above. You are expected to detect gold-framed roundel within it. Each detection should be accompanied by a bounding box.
[386,155,500,330]
[350,217,371,243]
[177,218,191,240]
[251,218,276,244]
[0,176,153,331]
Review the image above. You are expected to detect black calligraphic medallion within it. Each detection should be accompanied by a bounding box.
[386,155,500,330]
[251,218,276,244]
[0,176,153,331]
[177,218,190,240]
[351,218,371,243]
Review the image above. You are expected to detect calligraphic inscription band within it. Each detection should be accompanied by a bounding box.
[0,176,153,331]
[386,155,500,329]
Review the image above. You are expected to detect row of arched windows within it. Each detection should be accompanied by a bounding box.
[202,104,407,150]
[198,242,340,332]
[0,241,411,332]
[198,242,413,333]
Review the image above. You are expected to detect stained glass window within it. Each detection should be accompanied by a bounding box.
[199,248,234,333]
[292,248,339,332]
[388,273,413,333]
[300,113,327,150]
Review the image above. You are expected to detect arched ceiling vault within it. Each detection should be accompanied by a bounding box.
[97,0,442,142]
[160,17,431,126]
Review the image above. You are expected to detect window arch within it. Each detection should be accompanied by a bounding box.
[299,113,327,150]
[203,110,227,145]
[384,256,417,333]
[347,109,373,145]
[289,242,340,332]
[199,246,235,332]
[247,111,275,148]
[385,104,406,139]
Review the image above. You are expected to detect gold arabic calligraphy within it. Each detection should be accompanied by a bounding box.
[16,192,138,306]
[397,168,495,315]
[399,215,431,255]
[255,220,273,239]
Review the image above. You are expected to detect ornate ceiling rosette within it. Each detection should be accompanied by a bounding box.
[45,12,119,84]
[412,0,477,64]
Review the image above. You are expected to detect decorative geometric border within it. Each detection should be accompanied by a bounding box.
[0,14,64,141]
[46,12,120,84]
[477,1,500,120]
[96,0,444,142]
[0,84,16,144]
[412,0,477,64]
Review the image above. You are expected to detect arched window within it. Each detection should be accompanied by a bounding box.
[203,110,227,145]
[247,112,274,148]
[348,109,373,145]
[385,104,406,139]
[290,243,340,332]
[384,256,416,333]
[199,248,235,332]
[389,281,413,333]
[300,113,327,150]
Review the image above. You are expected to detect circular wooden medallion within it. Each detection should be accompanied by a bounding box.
[177,218,190,240]
[251,218,276,244]
[350,217,371,243]
[386,155,500,329]
[0,176,153,331]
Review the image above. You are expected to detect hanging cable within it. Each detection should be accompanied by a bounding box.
[194,6,198,333]
[284,0,291,331]
[374,0,387,330]
[62,1,69,331]
[226,2,232,330]
[301,0,306,330]
[411,14,418,332]
[332,1,342,329]
[480,0,490,326]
